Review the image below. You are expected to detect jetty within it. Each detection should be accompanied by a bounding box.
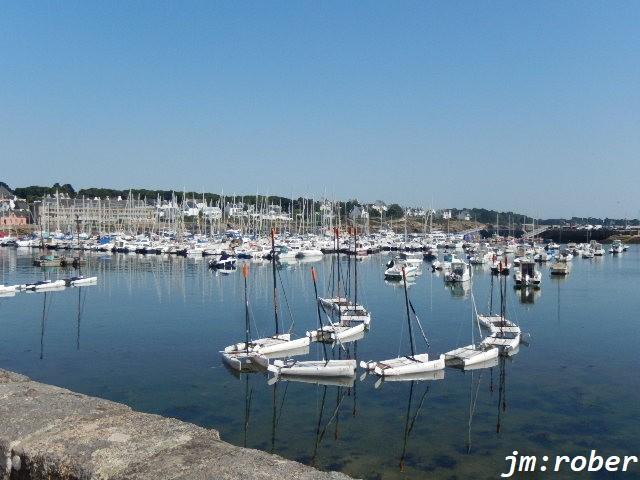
[0,369,351,480]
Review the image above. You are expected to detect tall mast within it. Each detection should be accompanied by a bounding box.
[402,267,415,357]
[270,228,280,335]
[335,228,341,299]
[353,226,358,305]
[311,267,328,361]
[243,264,250,352]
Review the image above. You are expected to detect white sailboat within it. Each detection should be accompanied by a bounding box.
[220,264,269,372]
[268,267,356,379]
[361,267,445,377]
[477,274,520,356]
[445,277,499,367]
[224,230,310,358]
[309,227,371,342]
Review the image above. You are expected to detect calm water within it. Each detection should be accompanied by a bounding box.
[1,247,639,479]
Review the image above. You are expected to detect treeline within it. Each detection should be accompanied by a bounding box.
[13,183,76,203]
[5,181,364,215]
[5,181,635,224]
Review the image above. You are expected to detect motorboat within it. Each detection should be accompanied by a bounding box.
[444,259,470,283]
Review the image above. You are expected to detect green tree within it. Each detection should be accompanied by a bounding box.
[387,203,404,219]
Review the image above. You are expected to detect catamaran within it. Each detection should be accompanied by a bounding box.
[268,267,356,379]
[361,267,445,377]
[310,227,371,342]
[220,264,269,372]
[223,230,311,358]
[445,274,499,367]
[477,274,521,356]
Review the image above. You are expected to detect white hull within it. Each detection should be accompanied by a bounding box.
[480,333,521,355]
[0,285,18,294]
[375,369,445,382]
[220,351,269,372]
[255,334,311,355]
[224,333,291,353]
[361,353,445,376]
[307,321,366,342]
[269,359,356,378]
[297,249,323,258]
[66,276,98,286]
[445,344,499,367]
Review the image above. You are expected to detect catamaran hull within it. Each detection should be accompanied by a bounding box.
[307,322,366,342]
[255,335,311,355]
[270,359,356,378]
[220,351,269,372]
[361,354,445,377]
[224,334,291,354]
[67,276,98,286]
[445,344,499,367]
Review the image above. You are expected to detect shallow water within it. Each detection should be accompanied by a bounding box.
[1,247,638,479]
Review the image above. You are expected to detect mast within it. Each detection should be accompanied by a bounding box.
[311,267,328,362]
[353,226,358,305]
[402,267,415,357]
[243,264,250,352]
[270,228,280,335]
[335,227,341,299]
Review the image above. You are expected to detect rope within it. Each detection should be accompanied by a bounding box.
[276,267,296,334]
[408,299,429,349]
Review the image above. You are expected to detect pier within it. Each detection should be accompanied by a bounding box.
[0,369,351,480]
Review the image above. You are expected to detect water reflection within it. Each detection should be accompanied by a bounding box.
[1,246,638,480]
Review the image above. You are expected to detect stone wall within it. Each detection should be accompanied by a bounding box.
[0,370,352,480]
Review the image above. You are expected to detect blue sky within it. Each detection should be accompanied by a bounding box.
[1,1,639,218]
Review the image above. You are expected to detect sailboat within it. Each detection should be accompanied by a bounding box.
[220,264,269,372]
[224,230,310,357]
[361,267,445,377]
[309,227,371,343]
[268,267,356,379]
[319,228,371,321]
[445,275,499,367]
[478,274,521,355]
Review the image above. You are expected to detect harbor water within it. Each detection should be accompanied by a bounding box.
[0,247,638,479]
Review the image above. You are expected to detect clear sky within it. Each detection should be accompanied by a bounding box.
[1,1,639,218]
